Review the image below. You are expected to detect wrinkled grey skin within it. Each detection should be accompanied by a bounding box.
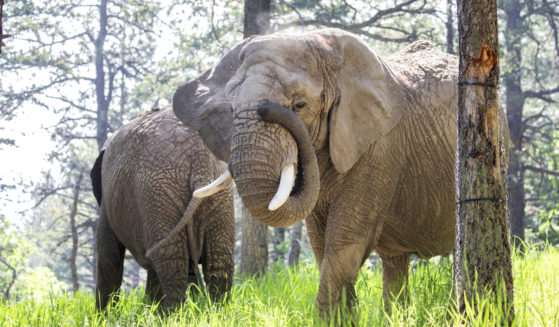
[90,106,234,310]
[173,29,508,314]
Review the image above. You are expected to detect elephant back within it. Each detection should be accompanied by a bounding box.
[386,41,458,120]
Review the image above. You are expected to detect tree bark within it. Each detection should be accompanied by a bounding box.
[69,172,84,292]
[95,0,109,152]
[271,227,286,263]
[240,0,271,277]
[0,0,9,54]
[287,222,303,267]
[91,0,110,287]
[240,205,268,276]
[90,218,98,287]
[446,0,455,54]
[502,0,525,243]
[456,0,514,321]
[0,255,17,300]
[129,259,141,288]
[243,0,271,38]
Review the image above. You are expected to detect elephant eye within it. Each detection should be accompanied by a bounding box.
[293,101,306,111]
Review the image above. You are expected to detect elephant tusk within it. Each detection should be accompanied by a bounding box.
[193,170,233,198]
[268,164,296,211]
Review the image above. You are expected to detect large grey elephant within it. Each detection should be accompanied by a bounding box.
[90,106,234,310]
[173,28,505,314]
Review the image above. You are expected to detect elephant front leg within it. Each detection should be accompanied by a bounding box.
[316,203,384,320]
[316,243,365,318]
[95,209,126,310]
[380,253,410,310]
[305,209,328,268]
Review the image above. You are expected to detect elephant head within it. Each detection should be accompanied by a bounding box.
[173,29,406,228]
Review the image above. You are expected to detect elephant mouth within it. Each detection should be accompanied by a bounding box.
[292,158,303,196]
[254,101,319,213]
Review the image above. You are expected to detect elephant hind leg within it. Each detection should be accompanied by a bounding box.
[150,246,190,309]
[380,253,411,310]
[95,209,126,310]
[145,268,164,303]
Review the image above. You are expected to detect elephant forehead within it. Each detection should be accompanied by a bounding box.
[229,47,322,100]
[226,64,323,111]
[242,35,314,71]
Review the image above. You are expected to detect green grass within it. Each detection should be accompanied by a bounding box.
[1,244,558,326]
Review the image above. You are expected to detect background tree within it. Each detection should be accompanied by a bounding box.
[500,0,559,243]
[240,0,271,277]
[0,0,163,289]
[287,222,303,266]
[0,215,32,299]
[0,0,558,297]
[455,0,514,320]
[0,0,8,54]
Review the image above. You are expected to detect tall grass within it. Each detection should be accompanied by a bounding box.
[1,243,557,326]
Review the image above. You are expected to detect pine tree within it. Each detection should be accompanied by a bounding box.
[455,0,515,321]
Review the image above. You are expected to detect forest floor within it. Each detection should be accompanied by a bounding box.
[1,243,557,326]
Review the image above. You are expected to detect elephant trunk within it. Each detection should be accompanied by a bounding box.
[229,102,320,228]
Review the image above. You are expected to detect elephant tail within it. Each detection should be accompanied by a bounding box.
[90,150,105,205]
[145,197,205,291]
[145,197,202,259]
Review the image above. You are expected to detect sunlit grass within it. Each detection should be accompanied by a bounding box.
[0,243,557,326]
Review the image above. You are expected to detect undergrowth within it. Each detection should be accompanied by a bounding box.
[0,243,557,326]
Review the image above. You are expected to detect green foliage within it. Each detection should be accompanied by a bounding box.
[0,244,557,326]
[0,215,33,299]
[525,128,559,244]
[271,0,446,55]
[128,1,243,110]
[16,267,66,300]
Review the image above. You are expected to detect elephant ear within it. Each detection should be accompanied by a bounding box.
[173,39,249,162]
[328,31,406,173]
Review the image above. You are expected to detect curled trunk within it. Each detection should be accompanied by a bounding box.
[230,103,320,228]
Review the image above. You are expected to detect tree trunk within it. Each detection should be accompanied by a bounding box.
[456,0,514,321]
[90,218,98,287]
[243,0,271,37]
[69,172,84,292]
[95,0,109,152]
[240,0,271,277]
[0,0,8,54]
[0,255,17,300]
[271,228,285,263]
[129,258,141,288]
[287,222,303,267]
[446,0,455,54]
[240,205,268,276]
[502,0,525,243]
[91,0,110,286]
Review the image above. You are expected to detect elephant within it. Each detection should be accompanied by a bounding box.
[90,106,234,310]
[172,28,508,315]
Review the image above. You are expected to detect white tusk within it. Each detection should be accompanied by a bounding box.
[193,170,233,198]
[268,164,296,211]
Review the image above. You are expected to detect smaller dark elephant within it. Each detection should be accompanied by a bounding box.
[90,106,234,310]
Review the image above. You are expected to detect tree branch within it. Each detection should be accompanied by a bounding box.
[523,86,559,103]
[523,165,559,177]
[0,255,17,300]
